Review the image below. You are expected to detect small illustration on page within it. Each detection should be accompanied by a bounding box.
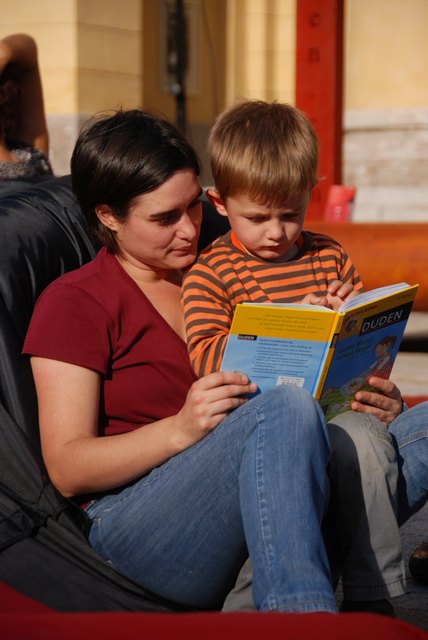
[319,335,397,420]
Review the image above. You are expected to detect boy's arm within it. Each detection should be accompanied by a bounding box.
[337,243,363,290]
[182,261,233,377]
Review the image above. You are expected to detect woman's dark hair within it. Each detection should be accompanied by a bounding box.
[70,109,200,251]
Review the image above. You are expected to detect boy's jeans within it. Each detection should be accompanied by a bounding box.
[85,385,337,613]
[223,402,428,610]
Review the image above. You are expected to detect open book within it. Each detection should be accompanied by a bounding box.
[220,283,419,420]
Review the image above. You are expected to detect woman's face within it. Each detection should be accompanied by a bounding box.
[99,169,202,275]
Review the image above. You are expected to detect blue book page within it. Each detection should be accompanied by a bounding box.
[220,334,330,394]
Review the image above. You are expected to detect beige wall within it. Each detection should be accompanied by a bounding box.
[345,0,428,110]
[0,0,144,175]
[225,0,296,105]
[76,0,143,113]
[0,0,77,113]
[141,0,227,182]
[1,0,427,219]
[0,0,295,179]
[343,0,428,220]
[142,0,226,121]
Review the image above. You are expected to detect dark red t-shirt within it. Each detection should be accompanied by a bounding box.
[23,248,197,436]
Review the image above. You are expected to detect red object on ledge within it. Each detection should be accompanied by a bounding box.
[324,185,356,222]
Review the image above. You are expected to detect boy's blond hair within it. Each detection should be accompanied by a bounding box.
[207,100,318,207]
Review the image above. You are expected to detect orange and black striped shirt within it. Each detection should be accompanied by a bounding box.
[182,230,363,377]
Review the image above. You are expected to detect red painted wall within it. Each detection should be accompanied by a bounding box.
[296,0,344,220]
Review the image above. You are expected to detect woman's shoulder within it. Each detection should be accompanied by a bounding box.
[37,249,121,311]
[24,249,119,372]
[46,247,107,284]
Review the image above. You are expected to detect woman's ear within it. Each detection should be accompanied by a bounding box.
[205,189,228,217]
[95,204,121,232]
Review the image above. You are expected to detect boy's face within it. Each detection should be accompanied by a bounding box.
[210,190,310,262]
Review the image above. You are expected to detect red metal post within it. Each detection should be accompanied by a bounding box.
[295,0,344,220]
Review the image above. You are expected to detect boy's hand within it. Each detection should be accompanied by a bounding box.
[325,280,358,311]
[300,292,329,307]
[351,376,404,426]
[300,281,358,311]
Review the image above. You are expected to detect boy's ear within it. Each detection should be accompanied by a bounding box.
[95,204,121,232]
[206,188,228,217]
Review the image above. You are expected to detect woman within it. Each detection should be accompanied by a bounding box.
[22,109,334,612]
[22,109,427,613]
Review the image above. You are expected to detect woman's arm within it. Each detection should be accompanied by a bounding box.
[0,34,49,154]
[32,356,257,498]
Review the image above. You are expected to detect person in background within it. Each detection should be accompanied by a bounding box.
[0,33,52,180]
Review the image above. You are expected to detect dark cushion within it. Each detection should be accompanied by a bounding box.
[0,176,96,444]
[0,177,182,611]
[0,176,231,612]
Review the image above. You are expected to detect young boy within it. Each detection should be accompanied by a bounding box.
[182,99,362,378]
[182,99,403,616]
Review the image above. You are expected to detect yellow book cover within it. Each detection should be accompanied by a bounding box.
[220,282,419,419]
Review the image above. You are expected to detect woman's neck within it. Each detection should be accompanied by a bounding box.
[114,253,186,339]
[115,253,183,287]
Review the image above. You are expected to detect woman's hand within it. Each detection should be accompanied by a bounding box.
[351,376,404,426]
[172,371,257,449]
[300,281,358,311]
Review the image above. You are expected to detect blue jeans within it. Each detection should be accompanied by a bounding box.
[85,385,336,613]
[224,407,410,611]
[223,401,428,610]
[389,400,428,525]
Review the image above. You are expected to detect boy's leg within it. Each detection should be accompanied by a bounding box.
[222,557,255,611]
[326,410,405,602]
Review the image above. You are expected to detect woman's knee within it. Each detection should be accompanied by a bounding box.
[257,385,321,420]
[257,385,329,448]
[226,385,328,461]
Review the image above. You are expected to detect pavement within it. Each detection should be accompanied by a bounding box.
[394,503,428,632]
[360,312,428,633]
